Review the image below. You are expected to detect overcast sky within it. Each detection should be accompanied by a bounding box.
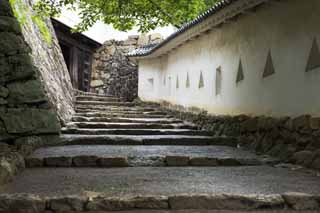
[57,7,175,44]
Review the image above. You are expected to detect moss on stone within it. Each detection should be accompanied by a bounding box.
[9,0,52,46]
[9,0,28,27]
[31,15,52,46]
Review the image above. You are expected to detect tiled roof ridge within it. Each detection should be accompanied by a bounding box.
[128,0,238,57]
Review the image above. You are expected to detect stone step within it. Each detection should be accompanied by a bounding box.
[75,106,160,113]
[75,109,167,115]
[66,122,196,130]
[1,167,319,211]
[71,116,183,124]
[75,101,135,107]
[75,112,173,119]
[76,96,121,102]
[76,92,115,97]
[59,135,237,146]
[61,128,212,136]
[25,145,265,168]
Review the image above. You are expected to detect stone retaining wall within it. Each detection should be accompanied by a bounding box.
[152,102,320,170]
[0,0,74,185]
[90,34,162,101]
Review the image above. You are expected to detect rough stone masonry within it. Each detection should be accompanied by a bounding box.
[0,0,74,185]
[90,34,163,101]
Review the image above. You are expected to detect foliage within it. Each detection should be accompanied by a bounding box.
[34,0,221,33]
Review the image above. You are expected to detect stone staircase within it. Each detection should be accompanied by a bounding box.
[1,93,320,212]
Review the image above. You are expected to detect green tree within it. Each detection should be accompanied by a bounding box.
[35,0,220,32]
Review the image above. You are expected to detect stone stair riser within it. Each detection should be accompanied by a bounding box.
[0,193,318,212]
[71,117,182,124]
[61,128,212,136]
[71,123,197,130]
[25,156,262,168]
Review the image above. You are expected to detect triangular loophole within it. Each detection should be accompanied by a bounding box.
[186,72,190,88]
[176,76,179,89]
[306,38,320,72]
[236,59,244,83]
[199,71,204,88]
[263,51,275,78]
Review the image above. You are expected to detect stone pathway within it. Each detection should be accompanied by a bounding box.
[0,93,320,212]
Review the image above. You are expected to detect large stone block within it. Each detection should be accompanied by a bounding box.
[0,194,46,213]
[0,86,9,98]
[45,157,72,167]
[169,194,284,210]
[282,192,319,210]
[0,16,21,34]
[73,155,98,167]
[49,196,87,212]
[0,0,13,16]
[0,32,30,55]
[7,80,47,104]
[165,156,190,166]
[0,108,60,134]
[0,54,36,84]
[86,197,135,211]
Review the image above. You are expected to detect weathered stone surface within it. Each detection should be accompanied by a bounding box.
[0,0,13,16]
[218,158,241,166]
[14,136,44,156]
[45,157,72,167]
[1,54,36,83]
[290,150,313,165]
[86,197,135,211]
[98,157,129,167]
[0,158,14,184]
[50,196,86,212]
[0,32,30,55]
[25,158,44,168]
[165,156,190,166]
[0,152,25,184]
[189,157,218,166]
[310,149,320,169]
[282,192,319,210]
[0,108,60,134]
[0,86,9,98]
[0,194,45,213]
[0,16,20,34]
[73,155,98,167]
[132,196,168,209]
[292,115,310,130]
[7,80,47,104]
[169,194,284,210]
[241,117,258,132]
[91,80,104,88]
[310,117,320,130]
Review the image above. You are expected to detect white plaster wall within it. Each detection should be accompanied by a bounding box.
[138,0,320,117]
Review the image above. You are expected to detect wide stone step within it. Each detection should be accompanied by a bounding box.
[75,109,168,115]
[1,167,319,211]
[76,92,115,97]
[76,95,121,102]
[61,128,212,136]
[75,101,135,107]
[59,135,237,146]
[75,112,173,119]
[75,106,161,113]
[25,145,266,168]
[71,116,183,124]
[66,122,196,130]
